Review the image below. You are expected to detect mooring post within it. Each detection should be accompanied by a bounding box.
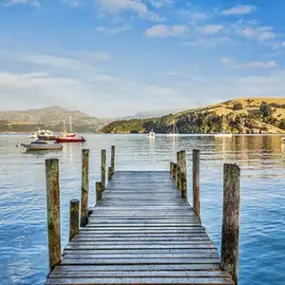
[101,149,106,190]
[111,145,115,175]
[170,162,174,175]
[193,149,200,218]
[96,181,103,202]
[45,158,61,271]
[176,151,181,188]
[80,149,89,227]
[221,163,241,285]
[180,150,187,199]
[108,166,112,181]
[172,163,177,179]
[69,199,79,241]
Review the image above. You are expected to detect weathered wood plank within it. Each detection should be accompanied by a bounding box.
[46,277,234,285]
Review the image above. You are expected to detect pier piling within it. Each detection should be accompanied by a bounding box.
[96,181,103,202]
[45,158,61,271]
[69,199,79,241]
[193,149,200,219]
[111,145,115,175]
[80,149,89,227]
[101,149,106,190]
[221,163,241,285]
[180,150,187,199]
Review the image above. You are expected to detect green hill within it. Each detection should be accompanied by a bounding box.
[99,98,285,134]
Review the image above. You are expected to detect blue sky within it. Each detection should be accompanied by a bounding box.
[0,0,285,117]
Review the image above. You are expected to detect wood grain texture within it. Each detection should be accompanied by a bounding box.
[46,171,234,285]
[69,199,79,241]
[221,164,240,285]
[80,149,89,227]
[45,159,61,271]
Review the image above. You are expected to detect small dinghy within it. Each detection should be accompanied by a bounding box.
[21,140,63,151]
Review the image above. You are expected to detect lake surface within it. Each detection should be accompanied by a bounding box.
[0,134,285,285]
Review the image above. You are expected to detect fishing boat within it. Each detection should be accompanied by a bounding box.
[21,140,63,151]
[148,129,155,138]
[167,120,179,136]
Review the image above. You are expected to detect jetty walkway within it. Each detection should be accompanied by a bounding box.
[45,147,240,285]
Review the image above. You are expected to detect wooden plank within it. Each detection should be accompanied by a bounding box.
[46,277,234,284]
[60,258,222,265]
[51,264,223,272]
[50,270,231,278]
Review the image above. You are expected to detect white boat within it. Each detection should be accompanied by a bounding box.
[30,128,55,140]
[148,129,155,137]
[21,140,63,151]
[167,120,179,136]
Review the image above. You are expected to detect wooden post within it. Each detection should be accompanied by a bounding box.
[176,151,181,188]
[221,163,240,285]
[80,149,89,227]
[101,149,106,190]
[108,167,112,181]
[69,199,79,241]
[170,162,174,175]
[96,182,103,202]
[193,149,200,218]
[172,163,177,179]
[45,158,61,271]
[180,150,187,199]
[111,145,115,175]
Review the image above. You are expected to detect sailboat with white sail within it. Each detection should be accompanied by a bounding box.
[167,120,179,136]
[215,106,232,137]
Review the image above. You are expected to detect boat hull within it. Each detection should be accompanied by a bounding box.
[55,137,85,143]
[22,143,63,151]
[37,135,56,141]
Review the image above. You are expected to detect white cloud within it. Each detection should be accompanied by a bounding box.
[148,0,174,8]
[4,0,40,7]
[144,24,188,38]
[221,57,277,69]
[221,5,256,16]
[96,25,131,34]
[95,0,148,14]
[238,26,275,41]
[184,36,230,47]
[198,25,223,35]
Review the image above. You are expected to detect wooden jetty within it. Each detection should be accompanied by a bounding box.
[45,147,240,285]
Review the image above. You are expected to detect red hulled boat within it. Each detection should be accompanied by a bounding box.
[55,134,85,143]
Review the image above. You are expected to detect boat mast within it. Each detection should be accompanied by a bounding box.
[69,115,73,133]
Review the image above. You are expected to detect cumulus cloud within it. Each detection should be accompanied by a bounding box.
[237,26,275,41]
[94,0,147,14]
[221,5,256,16]
[198,25,223,35]
[144,24,188,38]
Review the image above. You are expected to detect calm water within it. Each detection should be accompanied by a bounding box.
[0,134,285,285]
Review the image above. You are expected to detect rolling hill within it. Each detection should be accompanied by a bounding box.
[99,98,285,134]
[0,106,110,133]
